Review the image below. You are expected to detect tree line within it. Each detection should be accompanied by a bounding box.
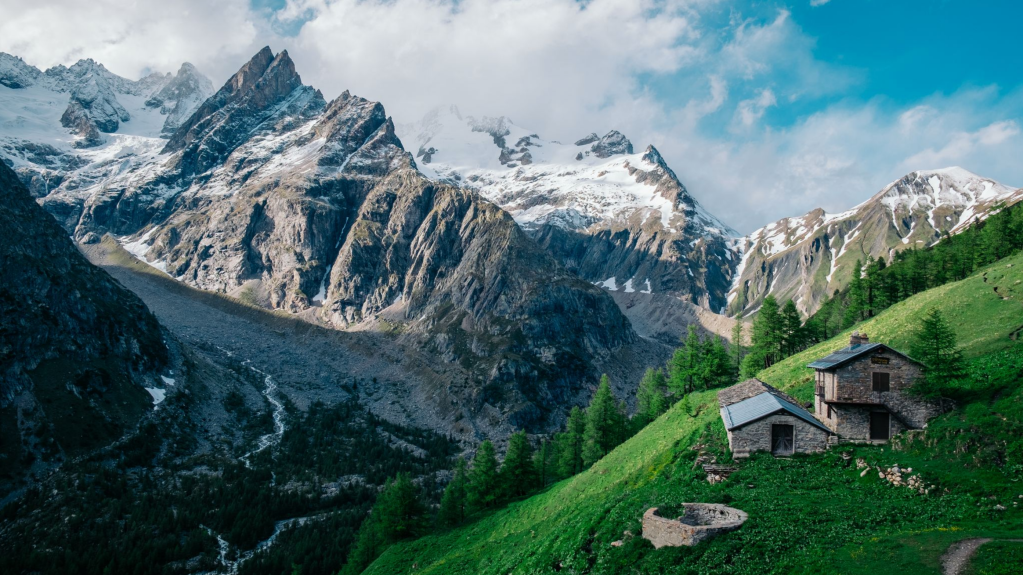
[739,201,1023,374]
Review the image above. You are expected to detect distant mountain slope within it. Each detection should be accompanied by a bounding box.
[364,250,1023,575]
[397,106,740,312]
[3,47,635,430]
[0,51,213,200]
[728,167,1023,317]
[0,159,168,489]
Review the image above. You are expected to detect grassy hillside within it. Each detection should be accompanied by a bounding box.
[362,253,1023,575]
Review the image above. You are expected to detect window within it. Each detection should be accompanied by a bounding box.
[826,405,832,419]
[872,371,890,392]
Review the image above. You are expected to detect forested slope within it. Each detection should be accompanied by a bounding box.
[363,252,1023,575]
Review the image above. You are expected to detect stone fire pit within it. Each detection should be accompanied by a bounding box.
[642,504,748,548]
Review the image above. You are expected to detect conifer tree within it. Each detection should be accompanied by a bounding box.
[436,457,468,528]
[500,431,537,498]
[780,299,803,355]
[533,438,555,486]
[341,473,426,574]
[730,321,747,373]
[742,295,783,376]
[702,336,734,389]
[582,375,624,467]
[635,368,668,426]
[909,308,967,397]
[844,260,866,326]
[375,473,427,542]
[669,326,704,394]
[466,440,501,511]
[556,407,586,477]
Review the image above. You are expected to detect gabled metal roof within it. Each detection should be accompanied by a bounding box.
[806,342,917,370]
[720,392,831,433]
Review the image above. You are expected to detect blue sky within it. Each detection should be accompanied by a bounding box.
[1,0,1020,232]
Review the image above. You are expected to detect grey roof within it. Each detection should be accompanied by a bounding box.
[807,342,916,370]
[720,392,831,433]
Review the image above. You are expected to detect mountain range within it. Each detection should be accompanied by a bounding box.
[2,46,1022,438]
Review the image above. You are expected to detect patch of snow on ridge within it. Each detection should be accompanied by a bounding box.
[624,278,635,293]
[596,277,618,291]
[121,228,157,259]
[641,279,652,294]
[145,387,166,407]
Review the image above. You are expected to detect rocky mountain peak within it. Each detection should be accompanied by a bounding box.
[144,61,215,134]
[251,49,303,109]
[225,45,276,96]
[590,130,633,158]
[0,52,42,88]
[162,47,323,174]
[573,133,599,146]
[315,90,393,169]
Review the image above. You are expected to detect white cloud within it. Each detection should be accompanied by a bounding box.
[0,0,269,81]
[0,0,1020,236]
[733,87,776,129]
[810,0,832,6]
[282,0,702,138]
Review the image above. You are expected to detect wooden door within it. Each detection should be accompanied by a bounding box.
[869,412,890,440]
[771,424,794,455]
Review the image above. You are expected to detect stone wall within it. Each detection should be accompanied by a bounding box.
[829,404,908,441]
[642,504,747,548]
[726,413,829,458]
[815,349,943,439]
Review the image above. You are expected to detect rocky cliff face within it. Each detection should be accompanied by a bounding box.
[397,106,740,313]
[0,159,167,457]
[727,167,1023,317]
[9,48,634,430]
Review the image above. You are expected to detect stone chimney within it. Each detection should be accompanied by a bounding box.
[850,332,869,346]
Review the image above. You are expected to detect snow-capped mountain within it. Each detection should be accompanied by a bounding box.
[728,167,1023,317]
[0,51,213,197]
[1,47,637,431]
[397,106,740,311]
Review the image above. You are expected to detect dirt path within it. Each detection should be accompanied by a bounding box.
[942,538,1023,575]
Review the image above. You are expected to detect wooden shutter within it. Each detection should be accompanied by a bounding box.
[872,371,890,392]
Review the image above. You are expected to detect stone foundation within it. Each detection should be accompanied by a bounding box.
[642,504,748,548]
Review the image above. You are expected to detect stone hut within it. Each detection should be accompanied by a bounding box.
[808,332,941,442]
[718,379,832,458]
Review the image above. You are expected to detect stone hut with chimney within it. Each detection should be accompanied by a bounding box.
[718,379,832,458]
[808,332,941,442]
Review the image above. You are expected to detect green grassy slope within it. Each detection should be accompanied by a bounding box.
[364,254,1023,575]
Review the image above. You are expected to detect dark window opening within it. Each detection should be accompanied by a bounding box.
[826,405,832,419]
[872,371,890,392]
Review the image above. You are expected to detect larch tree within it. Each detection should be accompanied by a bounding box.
[556,406,586,477]
[500,431,537,498]
[436,457,468,528]
[582,375,624,467]
[909,308,967,397]
[466,440,501,511]
[635,368,668,427]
